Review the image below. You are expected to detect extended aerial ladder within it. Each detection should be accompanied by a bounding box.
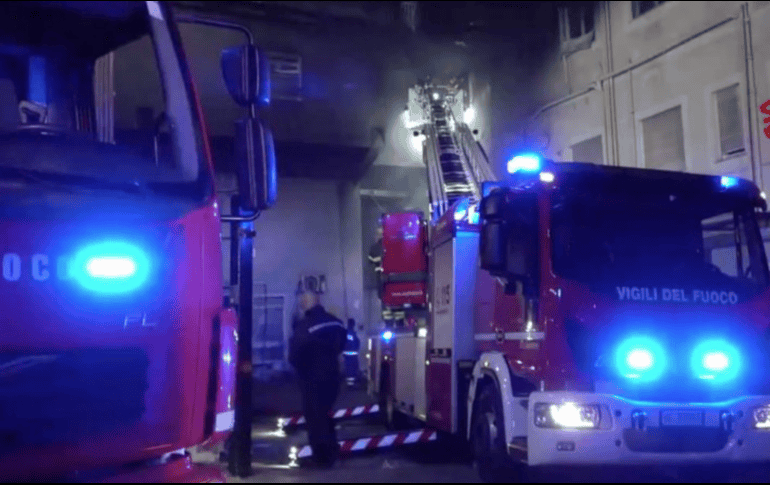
[273,80,500,464]
[408,80,497,222]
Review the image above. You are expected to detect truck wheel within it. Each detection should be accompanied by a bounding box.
[471,385,526,483]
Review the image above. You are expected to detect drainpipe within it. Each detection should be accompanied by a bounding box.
[603,0,617,166]
[597,16,737,85]
[741,2,762,188]
[533,15,738,131]
[562,53,572,95]
[532,84,598,121]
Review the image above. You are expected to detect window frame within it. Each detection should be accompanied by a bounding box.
[569,133,605,164]
[635,96,690,172]
[558,2,596,54]
[713,83,746,161]
[632,1,667,19]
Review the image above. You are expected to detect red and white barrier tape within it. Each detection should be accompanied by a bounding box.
[280,404,380,427]
[295,429,438,459]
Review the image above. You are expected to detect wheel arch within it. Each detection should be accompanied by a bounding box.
[467,352,527,446]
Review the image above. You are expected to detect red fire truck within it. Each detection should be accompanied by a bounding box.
[370,82,770,481]
[0,2,275,482]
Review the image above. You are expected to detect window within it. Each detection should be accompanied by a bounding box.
[268,52,302,101]
[0,3,203,195]
[715,84,745,158]
[253,294,287,377]
[552,196,770,294]
[632,1,666,19]
[641,106,686,171]
[559,3,595,42]
[571,135,603,164]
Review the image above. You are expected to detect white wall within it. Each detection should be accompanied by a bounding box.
[531,1,770,191]
[217,175,363,360]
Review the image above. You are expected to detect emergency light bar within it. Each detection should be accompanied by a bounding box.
[507,154,541,174]
[720,176,739,189]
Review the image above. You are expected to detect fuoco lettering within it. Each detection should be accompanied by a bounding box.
[32,254,49,281]
[3,253,20,281]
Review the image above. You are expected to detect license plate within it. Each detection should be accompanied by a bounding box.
[660,410,704,427]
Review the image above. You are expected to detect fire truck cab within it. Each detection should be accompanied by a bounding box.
[0,1,275,481]
[373,155,770,480]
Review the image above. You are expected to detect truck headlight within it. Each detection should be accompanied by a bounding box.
[534,402,601,429]
[753,406,770,429]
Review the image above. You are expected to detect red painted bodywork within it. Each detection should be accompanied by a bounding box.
[381,212,428,309]
[0,200,231,481]
[0,4,235,481]
[473,183,770,392]
[425,362,452,431]
[382,281,427,308]
[381,212,426,275]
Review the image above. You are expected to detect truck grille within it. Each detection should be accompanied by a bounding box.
[0,349,148,455]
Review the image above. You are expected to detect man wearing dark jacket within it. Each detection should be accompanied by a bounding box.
[288,291,346,468]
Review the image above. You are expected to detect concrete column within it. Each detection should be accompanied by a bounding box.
[338,181,365,328]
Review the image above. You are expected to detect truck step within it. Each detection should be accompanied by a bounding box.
[279,404,380,428]
[294,429,438,460]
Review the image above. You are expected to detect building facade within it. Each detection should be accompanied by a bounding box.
[529,1,770,192]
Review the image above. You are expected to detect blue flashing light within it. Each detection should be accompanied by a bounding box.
[690,339,741,382]
[507,154,541,174]
[627,349,654,371]
[468,204,480,225]
[614,336,667,382]
[86,257,137,279]
[721,176,739,189]
[71,241,150,294]
[382,330,394,342]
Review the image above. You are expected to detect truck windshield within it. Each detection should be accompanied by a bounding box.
[0,2,204,198]
[552,194,770,299]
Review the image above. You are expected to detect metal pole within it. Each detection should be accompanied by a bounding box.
[228,201,256,477]
[229,195,240,289]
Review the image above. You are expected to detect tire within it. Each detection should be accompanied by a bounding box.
[471,384,527,483]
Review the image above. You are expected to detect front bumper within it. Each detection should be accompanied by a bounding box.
[527,392,770,466]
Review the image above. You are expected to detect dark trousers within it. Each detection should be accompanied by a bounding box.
[344,354,360,384]
[299,376,340,465]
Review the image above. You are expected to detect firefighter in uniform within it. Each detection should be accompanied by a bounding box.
[288,291,346,468]
[343,318,360,387]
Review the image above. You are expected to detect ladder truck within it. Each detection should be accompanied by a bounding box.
[368,80,770,481]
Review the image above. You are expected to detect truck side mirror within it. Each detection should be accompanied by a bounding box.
[222,43,276,212]
[479,190,539,296]
[479,190,509,275]
[235,118,277,212]
[221,44,270,108]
